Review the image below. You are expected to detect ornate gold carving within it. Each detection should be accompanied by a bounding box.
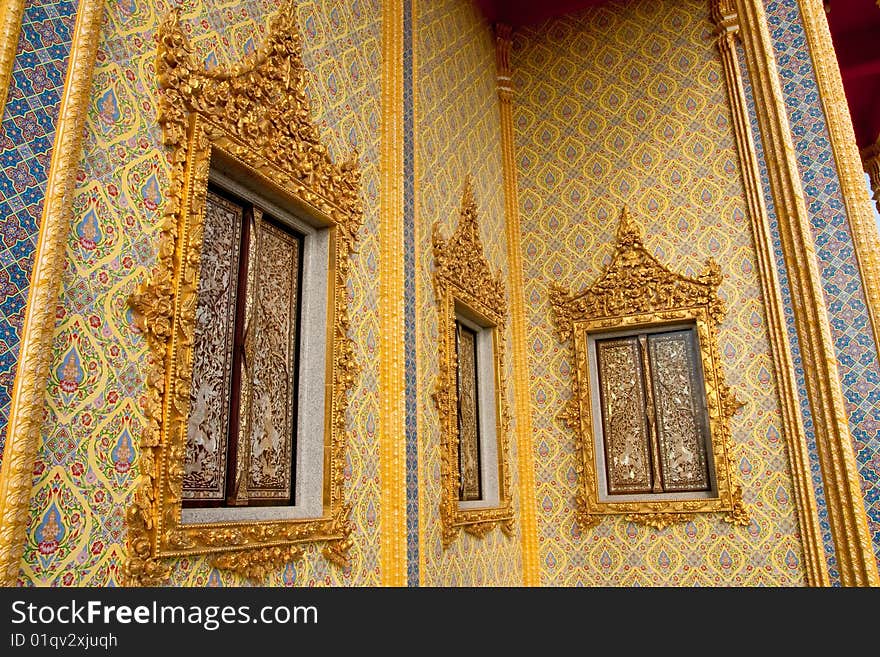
[124,2,362,584]
[549,208,748,530]
[0,0,25,120]
[495,23,540,585]
[432,177,515,547]
[711,0,828,585]
[209,545,305,581]
[379,0,407,586]
[626,513,696,531]
[0,0,105,586]
[736,0,879,586]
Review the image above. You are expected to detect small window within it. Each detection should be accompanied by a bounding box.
[453,310,501,509]
[590,324,715,501]
[432,176,515,546]
[183,185,304,508]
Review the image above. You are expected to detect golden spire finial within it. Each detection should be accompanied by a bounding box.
[616,205,642,246]
[460,174,478,231]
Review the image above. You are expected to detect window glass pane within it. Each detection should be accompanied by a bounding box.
[596,336,653,494]
[183,189,244,501]
[456,321,482,501]
[243,218,301,503]
[647,329,711,492]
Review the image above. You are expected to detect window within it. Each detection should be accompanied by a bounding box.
[432,177,515,546]
[180,165,331,525]
[549,208,748,530]
[126,5,363,583]
[182,184,304,508]
[589,324,715,501]
[453,310,502,509]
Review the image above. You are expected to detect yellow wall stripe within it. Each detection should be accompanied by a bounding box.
[379,0,408,586]
[495,24,540,586]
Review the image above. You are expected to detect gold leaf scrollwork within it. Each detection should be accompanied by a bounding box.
[625,513,697,531]
[550,207,748,531]
[125,1,362,584]
[209,545,306,582]
[432,176,515,547]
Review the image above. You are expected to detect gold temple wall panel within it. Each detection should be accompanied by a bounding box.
[416,0,523,586]
[513,0,807,586]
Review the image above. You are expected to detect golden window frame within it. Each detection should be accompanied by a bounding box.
[549,208,749,531]
[125,3,362,584]
[432,178,515,547]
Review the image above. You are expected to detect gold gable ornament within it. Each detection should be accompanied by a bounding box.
[126,2,362,584]
[432,177,515,547]
[549,207,748,531]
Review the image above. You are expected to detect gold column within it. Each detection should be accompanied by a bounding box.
[735,0,879,586]
[861,138,880,217]
[0,0,105,586]
[495,23,540,587]
[0,0,25,119]
[710,0,828,586]
[799,0,880,391]
[379,0,408,586]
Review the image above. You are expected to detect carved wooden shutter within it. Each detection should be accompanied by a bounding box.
[183,187,302,506]
[455,321,482,501]
[596,328,711,495]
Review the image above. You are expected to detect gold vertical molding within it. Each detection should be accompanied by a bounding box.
[862,138,880,217]
[710,0,829,586]
[0,0,105,586]
[735,0,879,586]
[380,0,407,586]
[495,23,540,587]
[0,0,25,119]
[799,0,880,373]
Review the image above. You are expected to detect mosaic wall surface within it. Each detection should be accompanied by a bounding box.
[737,42,836,582]
[18,0,383,586]
[763,0,880,571]
[512,0,805,585]
[0,0,78,467]
[415,0,523,585]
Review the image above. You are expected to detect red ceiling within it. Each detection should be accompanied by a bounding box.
[826,0,880,149]
[473,0,880,150]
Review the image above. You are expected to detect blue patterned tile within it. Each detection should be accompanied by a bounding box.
[0,0,79,465]
[403,0,419,586]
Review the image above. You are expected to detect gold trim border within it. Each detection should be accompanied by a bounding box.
[0,0,25,119]
[495,23,540,587]
[735,0,879,586]
[711,0,829,586]
[0,0,105,586]
[380,0,408,586]
[799,0,880,377]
